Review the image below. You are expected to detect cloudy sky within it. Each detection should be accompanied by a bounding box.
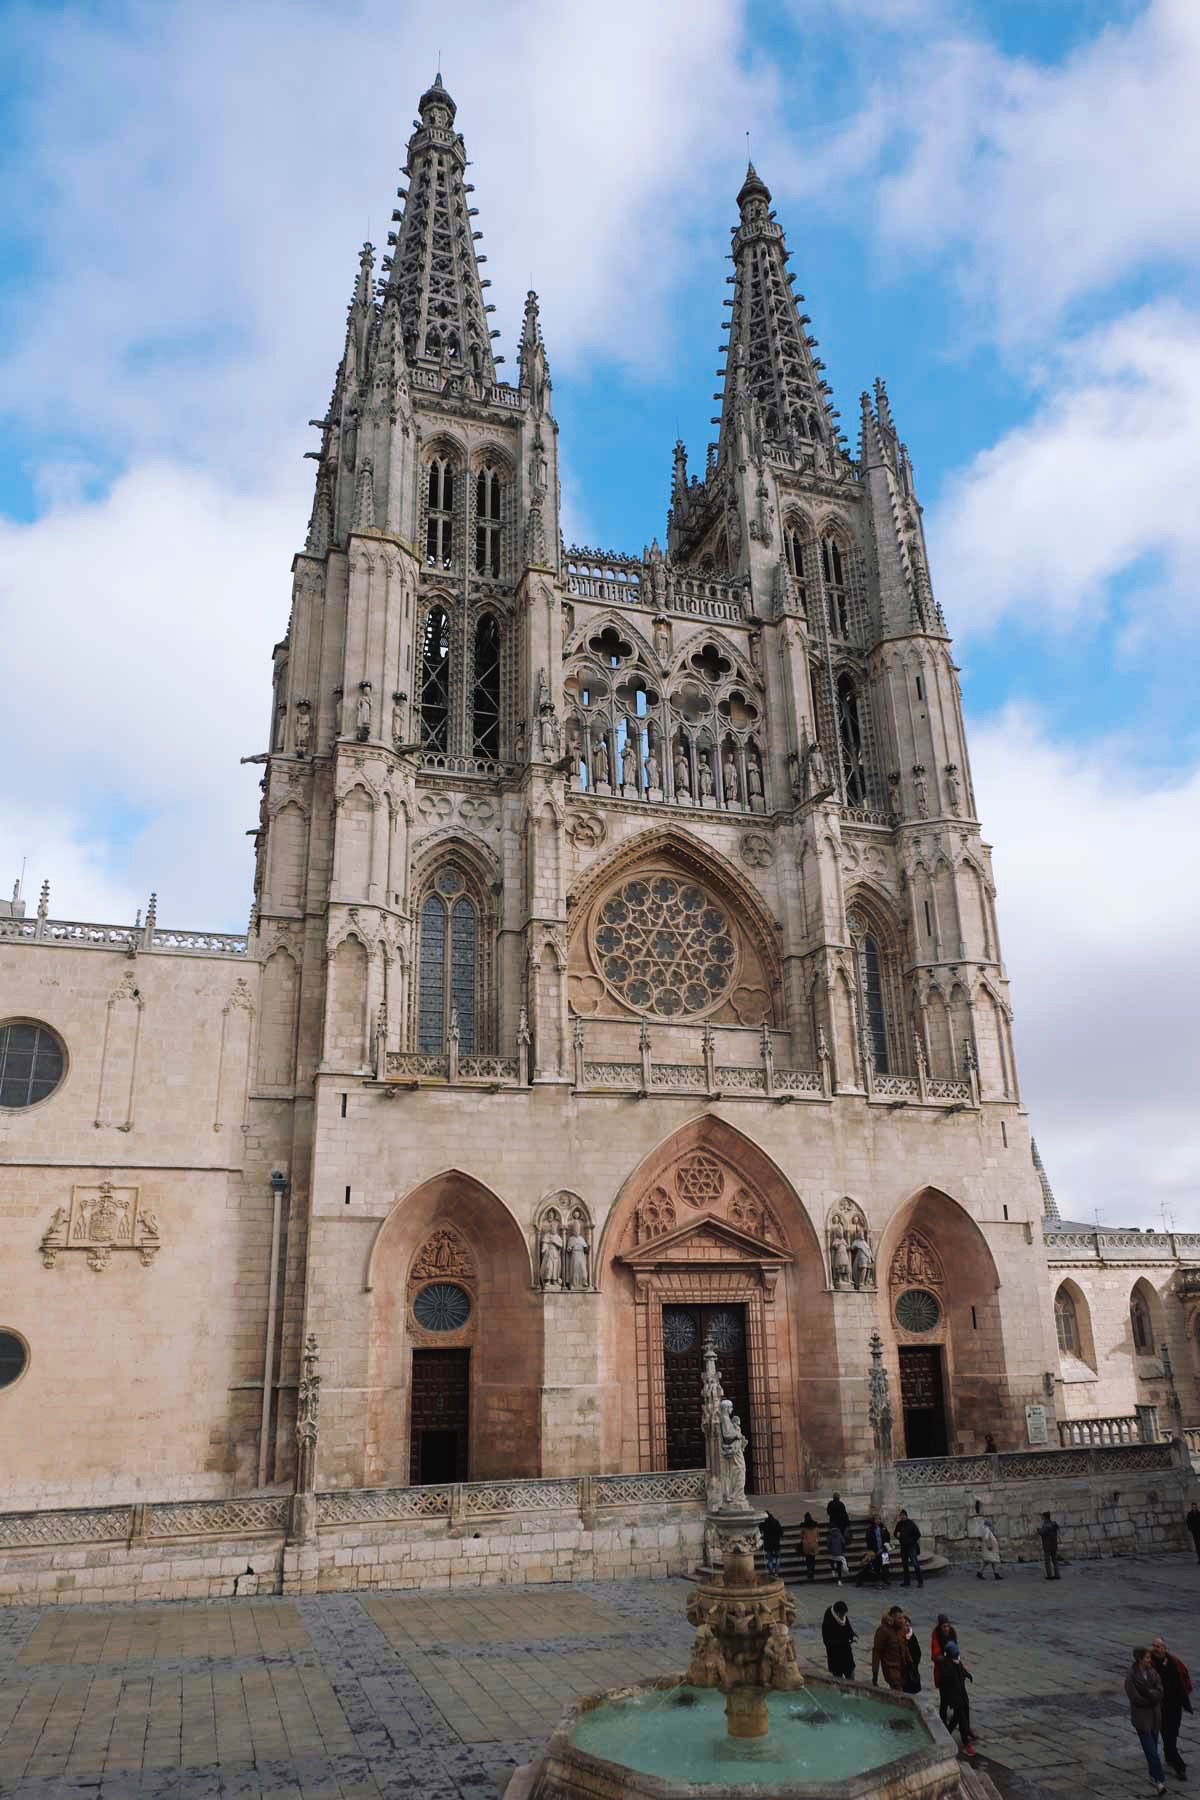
[1,0,1196,1228]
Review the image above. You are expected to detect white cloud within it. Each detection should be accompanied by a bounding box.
[929,301,1200,639]
[971,705,1200,1229]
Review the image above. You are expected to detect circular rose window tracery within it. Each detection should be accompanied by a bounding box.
[895,1288,941,1334]
[590,875,738,1018]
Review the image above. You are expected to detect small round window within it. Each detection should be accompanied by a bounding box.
[895,1288,941,1334]
[413,1282,472,1331]
[0,1330,30,1390]
[0,1021,66,1109]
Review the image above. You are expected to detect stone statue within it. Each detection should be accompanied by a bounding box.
[622,739,639,789]
[807,739,827,793]
[747,752,763,798]
[593,737,609,785]
[565,1221,590,1290]
[391,694,405,745]
[644,747,660,790]
[913,765,929,817]
[945,763,962,814]
[539,708,561,759]
[685,1623,725,1689]
[674,750,691,796]
[830,1229,851,1290]
[850,1229,875,1291]
[760,1621,805,1691]
[539,1213,564,1288]
[723,757,739,804]
[355,685,372,741]
[537,667,550,712]
[294,704,311,757]
[718,1399,749,1509]
[700,754,715,798]
[334,688,348,737]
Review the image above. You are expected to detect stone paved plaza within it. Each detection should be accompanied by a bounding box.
[0,1554,1197,1800]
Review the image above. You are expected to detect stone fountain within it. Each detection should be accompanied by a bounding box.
[507,1337,984,1799]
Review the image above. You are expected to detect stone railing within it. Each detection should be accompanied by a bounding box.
[418,751,511,780]
[0,1495,290,1550]
[895,1441,1179,1489]
[1045,1229,1200,1264]
[382,1051,520,1087]
[1057,1415,1151,1449]
[562,550,749,625]
[0,914,248,958]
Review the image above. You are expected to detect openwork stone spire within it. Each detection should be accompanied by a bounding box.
[859,379,946,635]
[716,164,841,462]
[383,73,499,381]
[1031,1138,1061,1223]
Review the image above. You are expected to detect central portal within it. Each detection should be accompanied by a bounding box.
[662,1304,754,1490]
[409,1347,470,1484]
[898,1344,948,1458]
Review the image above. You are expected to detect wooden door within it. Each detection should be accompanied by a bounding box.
[899,1345,948,1458]
[662,1304,754,1488]
[409,1348,470,1484]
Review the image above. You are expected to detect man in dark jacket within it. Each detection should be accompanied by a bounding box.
[760,1510,784,1580]
[871,1606,911,1691]
[1151,1636,1192,1780]
[940,1642,975,1757]
[827,1493,851,1546]
[865,1515,891,1586]
[1187,1504,1200,1566]
[821,1600,856,1679]
[895,1510,923,1588]
[1126,1647,1167,1795]
[1037,1511,1061,1580]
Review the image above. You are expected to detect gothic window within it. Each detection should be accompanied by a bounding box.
[857,934,889,1073]
[419,607,451,751]
[472,615,501,757]
[0,1021,65,1109]
[822,535,850,639]
[848,902,905,1077]
[785,523,809,612]
[1131,1290,1153,1354]
[417,867,479,1053]
[475,468,502,577]
[837,672,866,805]
[426,458,456,568]
[1054,1288,1078,1355]
[591,875,736,1017]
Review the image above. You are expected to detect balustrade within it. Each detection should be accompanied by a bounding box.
[1057,1415,1146,1448]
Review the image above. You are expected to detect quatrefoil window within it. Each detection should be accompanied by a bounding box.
[591,876,738,1017]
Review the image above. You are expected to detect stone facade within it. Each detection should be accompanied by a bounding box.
[3,74,1195,1511]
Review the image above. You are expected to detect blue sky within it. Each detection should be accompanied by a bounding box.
[0,0,1197,1225]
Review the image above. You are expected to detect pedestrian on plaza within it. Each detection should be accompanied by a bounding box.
[800,1512,820,1583]
[901,1613,922,1693]
[827,1491,851,1547]
[1038,1511,1061,1580]
[984,1432,998,1454]
[827,1522,849,1586]
[1150,1636,1192,1781]
[1126,1646,1168,1795]
[865,1514,892,1586]
[931,1614,958,1723]
[976,1520,1003,1581]
[822,1600,857,1679]
[761,1510,784,1580]
[896,1509,924,1588]
[1186,1503,1200,1565]
[854,1548,879,1587]
[871,1605,912,1692]
[940,1642,976,1758]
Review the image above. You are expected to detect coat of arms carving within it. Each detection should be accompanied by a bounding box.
[40,1182,161,1273]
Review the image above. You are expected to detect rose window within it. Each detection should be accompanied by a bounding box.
[894,1288,941,1334]
[413,1283,472,1331]
[705,1309,743,1352]
[590,876,737,1017]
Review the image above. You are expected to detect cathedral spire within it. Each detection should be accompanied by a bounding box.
[383,73,500,381]
[859,380,946,635]
[714,164,842,463]
[518,289,551,414]
[1031,1138,1061,1224]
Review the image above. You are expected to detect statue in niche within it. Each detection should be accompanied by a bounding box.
[723,757,739,805]
[621,738,639,789]
[945,763,962,815]
[355,684,372,741]
[830,1229,852,1290]
[274,705,287,751]
[699,754,715,798]
[747,752,764,799]
[593,737,609,785]
[537,668,551,712]
[807,739,828,794]
[539,1210,564,1289]
[294,703,311,757]
[674,748,691,796]
[654,615,671,660]
[392,693,406,745]
[912,764,929,817]
[539,707,561,759]
[718,1398,750,1510]
[644,745,660,790]
[850,1227,876,1291]
[565,1213,590,1290]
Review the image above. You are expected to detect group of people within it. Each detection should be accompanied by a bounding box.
[817,1602,979,1758]
[1127,1639,1193,1793]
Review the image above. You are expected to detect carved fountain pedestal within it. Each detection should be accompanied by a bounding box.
[686,1508,804,1743]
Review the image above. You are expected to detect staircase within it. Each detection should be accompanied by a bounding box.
[735,1494,949,1585]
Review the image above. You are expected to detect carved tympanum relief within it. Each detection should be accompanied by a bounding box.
[628,1152,780,1248]
[407,1225,477,1342]
[40,1182,161,1273]
[889,1229,944,1290]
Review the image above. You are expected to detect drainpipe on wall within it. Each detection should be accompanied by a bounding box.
[258,1170,288,1489]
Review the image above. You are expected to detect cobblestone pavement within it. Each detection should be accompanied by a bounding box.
[0,1553,1197,1799]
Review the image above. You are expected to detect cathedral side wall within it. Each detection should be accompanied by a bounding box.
[0,945,269,1506]
[1046,1256,1200,1427]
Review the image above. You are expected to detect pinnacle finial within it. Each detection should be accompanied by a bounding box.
[736,160,771,211]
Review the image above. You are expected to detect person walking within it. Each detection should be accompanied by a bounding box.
[931,1615,958,1724]
[976,1520,1003,1581]
[827,1492,851,1548]
[827,1522,849,1586]
[761,1510,784,1580]
[821,1600,857,1679]
[1037,1510,1061,1579]
[1127,1646,1168,1795]
[871,1605,912,1692]
[865,1514,892,1586]
[1150,1636,1192,1780]
[901,1613,922,1693]
[1187,1503,1200,1565]
[940,1642,976,1758]
[896,1509,924,1588]
[799,1513,820,1583]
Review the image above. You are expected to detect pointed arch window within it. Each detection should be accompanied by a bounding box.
[475,468,502,578]
[418,867,478,1053]
[857,933,889,1073]
[419,607,451,751]
[472,614,501,757]
[1054,1288,1079,1355]
[785,523,809,612]
[1131,1291,1153,1354]
[426,459,456,567]
[822,535,850,639]
[837,672,866,805]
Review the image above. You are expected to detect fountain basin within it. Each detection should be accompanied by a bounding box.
[519,1673,964,1799]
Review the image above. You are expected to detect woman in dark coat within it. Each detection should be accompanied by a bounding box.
[930,1614,957,1722]
[821,1600,857,1679]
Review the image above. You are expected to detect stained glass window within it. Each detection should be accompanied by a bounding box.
[895,1288,940,1333]
[472,615,501,757]
[0,1330,29,1389]
[590,875,736,1018]
[450,899,477,1050]
[420,607,451,751]
[418,896,447,1053]
[0,1022,65,1109]
[858,934,889,1074]
[413,1283,471,1330]
[418,871,478,1054]
[1054,1289,1078,1355]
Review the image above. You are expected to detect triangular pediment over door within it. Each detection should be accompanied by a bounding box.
[616,1212,794,1272]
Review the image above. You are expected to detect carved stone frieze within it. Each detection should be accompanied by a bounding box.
[40,1182,161,1272]
[410,1225,475,1285]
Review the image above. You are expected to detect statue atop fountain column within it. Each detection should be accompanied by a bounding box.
[718,1399,750,1511]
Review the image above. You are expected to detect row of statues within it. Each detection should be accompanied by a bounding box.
[537,1207,591,1291]
[577,732,764,804]
[830,1224,876,1291]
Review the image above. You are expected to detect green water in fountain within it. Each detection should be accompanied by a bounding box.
[570,1683,928,1786]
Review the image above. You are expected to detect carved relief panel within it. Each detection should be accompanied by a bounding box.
[827,1197,874,1291]
[407,1225,477,1346]
[40,1182,161,1273]
[533,1192,593,1292]
[627,1153,781,1249]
